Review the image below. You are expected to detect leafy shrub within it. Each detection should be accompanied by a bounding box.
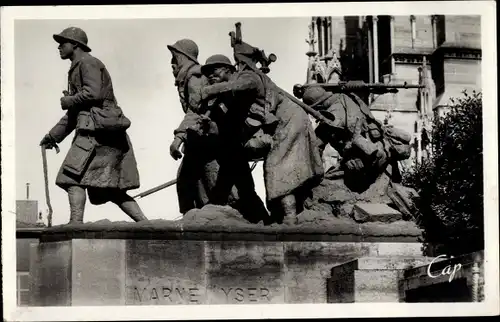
[402,91,483,256]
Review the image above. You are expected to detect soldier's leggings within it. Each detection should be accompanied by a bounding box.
[67,185,147,223]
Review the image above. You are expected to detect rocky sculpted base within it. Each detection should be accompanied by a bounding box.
[37,205,423,242]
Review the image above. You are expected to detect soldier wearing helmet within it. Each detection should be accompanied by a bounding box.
[167,39,206,158]
[167,38,210,214]
[167,41,245,216]
[39,27,147,224]
[301,86,411,191]
[200,54,278,161]
[193,54,270,224]
[201,41,323,225]
[167,39,202,113]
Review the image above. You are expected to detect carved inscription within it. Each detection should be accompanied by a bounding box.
[133,286,202,304]
[131,286,272,304]
[219,287,271,303]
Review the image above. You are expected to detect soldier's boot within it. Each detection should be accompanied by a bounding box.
[238,192,270,225]
[281,194,298,225]
[67,185,86,224]
[117,195,148,222]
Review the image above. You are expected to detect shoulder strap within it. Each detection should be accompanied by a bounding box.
[343,92,386,131]
[182,65,202,109]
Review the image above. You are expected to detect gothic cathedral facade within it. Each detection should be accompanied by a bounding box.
[304,15,481,167]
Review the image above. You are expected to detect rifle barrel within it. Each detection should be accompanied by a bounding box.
[133,160,259,199]
[133,178,177,199]
[304,83,425,90]
[277,86,337,127]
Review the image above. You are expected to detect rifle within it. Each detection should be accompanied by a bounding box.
[298,81,425,95]
[132,158,259,200]
[229,22,338,129]
[133,178,177,199]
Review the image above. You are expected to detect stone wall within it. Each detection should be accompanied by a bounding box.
[443,15,481,48]
[392,16,413,49]
[27,227,425,306]
[17,239,38,272]
[434,55,481,116]
[392,16,434,50]
[444,59,481,89]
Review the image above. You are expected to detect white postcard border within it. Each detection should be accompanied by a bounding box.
[2,1,498,320]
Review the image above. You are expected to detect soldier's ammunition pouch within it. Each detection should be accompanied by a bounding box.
[63,135,95,176]
[384,126,412,144]
[76,111,95,132]
[90,106,131,132]
[382,125,412,161]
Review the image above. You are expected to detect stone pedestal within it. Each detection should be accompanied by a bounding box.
[29,239,127,306]
[27,218,425,306]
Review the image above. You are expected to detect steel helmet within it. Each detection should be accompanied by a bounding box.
[201,54,235,74]
[167,39,199,64]
[53,27,91,52]
[302,86,333,106]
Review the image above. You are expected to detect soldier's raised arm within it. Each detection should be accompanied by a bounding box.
[200,71,263,101]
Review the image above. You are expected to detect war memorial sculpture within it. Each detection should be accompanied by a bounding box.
[24,22,463,306]
[40,23,419,227]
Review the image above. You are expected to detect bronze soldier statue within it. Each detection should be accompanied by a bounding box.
[301,86,414,214]
[196,54,270,224]
[200,47,324,225]
[167,38,213,214]
[167,40,248,218]
[40,27,147,224]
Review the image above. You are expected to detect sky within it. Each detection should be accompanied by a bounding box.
[14,18,311,225]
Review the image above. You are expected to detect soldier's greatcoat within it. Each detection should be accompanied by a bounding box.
[49,53,140,194]
[264,92,324,202]
[172,62,228,214]
[202,68,324,205]
[314,92,411,193]
[193,70,269,222]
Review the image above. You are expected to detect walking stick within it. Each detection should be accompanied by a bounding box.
[41,144,59,227]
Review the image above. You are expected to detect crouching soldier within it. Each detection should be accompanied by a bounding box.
[40,27,147,224]
[301,86,412,192]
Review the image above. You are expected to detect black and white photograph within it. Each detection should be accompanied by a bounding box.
[1,2,498,320]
